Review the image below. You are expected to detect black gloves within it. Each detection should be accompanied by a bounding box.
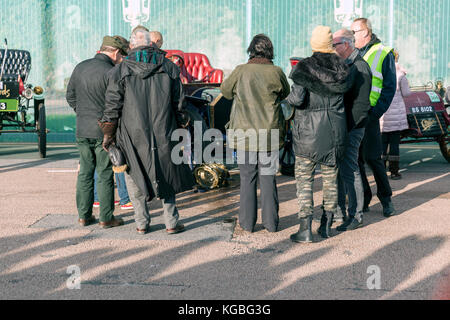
[98,120,118,152]
[176,110,191,128]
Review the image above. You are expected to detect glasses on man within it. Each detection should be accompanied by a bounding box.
[352,29,366,34]
[332,42,345,48]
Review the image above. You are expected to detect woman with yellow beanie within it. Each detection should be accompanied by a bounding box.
[284,26,356,243]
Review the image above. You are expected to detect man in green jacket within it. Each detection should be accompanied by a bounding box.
[66,36,128,228]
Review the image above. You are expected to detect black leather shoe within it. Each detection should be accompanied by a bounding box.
[290,216,313,243]
[383,201,396,217]
[336,216,363,231]
[390,172,402,180]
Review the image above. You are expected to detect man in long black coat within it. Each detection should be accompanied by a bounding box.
[99,29,194,235]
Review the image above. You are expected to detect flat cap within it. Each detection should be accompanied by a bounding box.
[102,35,129,56]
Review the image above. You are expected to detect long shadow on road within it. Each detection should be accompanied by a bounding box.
[0,229,445,299]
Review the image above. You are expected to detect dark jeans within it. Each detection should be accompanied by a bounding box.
[76,137,114,222]
[237,150,279,232]
[338,128,365,218]
[382,131,401,162]
[94,171,130,205]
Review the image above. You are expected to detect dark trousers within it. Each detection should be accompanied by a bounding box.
[382,131,401,168]
[359,140,393,208]
[358,118,393,207]
[76,137,114,222]
[238,151,279,232]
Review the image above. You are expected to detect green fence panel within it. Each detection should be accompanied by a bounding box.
[0,0,448,142]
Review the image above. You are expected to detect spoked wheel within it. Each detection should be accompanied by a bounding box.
[190,86,220,102]
[438,134,450,163]
[37,102,46,158]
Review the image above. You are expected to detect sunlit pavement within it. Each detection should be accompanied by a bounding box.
[0,143,449,299]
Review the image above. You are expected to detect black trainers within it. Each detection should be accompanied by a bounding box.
[336,216,363,231]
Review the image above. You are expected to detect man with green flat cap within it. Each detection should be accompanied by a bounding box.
[66,35,129,229]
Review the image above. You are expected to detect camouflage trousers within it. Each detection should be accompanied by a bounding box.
[295,156,338,218]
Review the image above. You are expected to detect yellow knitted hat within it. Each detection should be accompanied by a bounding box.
[310,26,335,53]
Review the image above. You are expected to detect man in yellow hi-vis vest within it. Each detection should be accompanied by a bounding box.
[351,18,396,217]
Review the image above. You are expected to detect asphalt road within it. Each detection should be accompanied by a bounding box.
[0,142,449,300]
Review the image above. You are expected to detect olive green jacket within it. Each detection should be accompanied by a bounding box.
[220,63,290,151]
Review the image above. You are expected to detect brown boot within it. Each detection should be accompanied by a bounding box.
[78,215,96,227]
[99,217,124,229]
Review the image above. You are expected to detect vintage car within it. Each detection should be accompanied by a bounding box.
[165,49,232,189]
[0,40,46,157]
[283,57,450,173]
[404,81,449,163]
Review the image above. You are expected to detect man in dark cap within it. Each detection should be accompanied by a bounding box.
[66,35,129,229]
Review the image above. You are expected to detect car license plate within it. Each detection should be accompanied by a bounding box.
[410,106,435,114]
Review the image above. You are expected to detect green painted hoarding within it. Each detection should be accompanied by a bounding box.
[0,0,448,142]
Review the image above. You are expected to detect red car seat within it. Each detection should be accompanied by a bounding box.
[165,50,223,84]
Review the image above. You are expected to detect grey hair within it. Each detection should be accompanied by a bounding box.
[130,29,151,48]
[339,28,355,47]
[353,17,373,35]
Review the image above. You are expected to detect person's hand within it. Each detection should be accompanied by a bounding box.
[176,110,191,128]
[98,120,118,151]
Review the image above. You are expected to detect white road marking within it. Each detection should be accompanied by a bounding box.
[406,149,421,153]
[47,170,78,173]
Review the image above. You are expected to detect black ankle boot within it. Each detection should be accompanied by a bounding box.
[290,216,313,243]
[317,211,334,238]
[389,161,402,180]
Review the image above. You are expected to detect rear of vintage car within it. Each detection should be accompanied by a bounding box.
[402,90,450,162]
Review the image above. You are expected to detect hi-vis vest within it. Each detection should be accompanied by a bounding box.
[363,43,393,107]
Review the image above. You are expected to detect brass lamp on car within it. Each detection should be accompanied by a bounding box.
[194,163,230,189]
[33,86,43,95]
